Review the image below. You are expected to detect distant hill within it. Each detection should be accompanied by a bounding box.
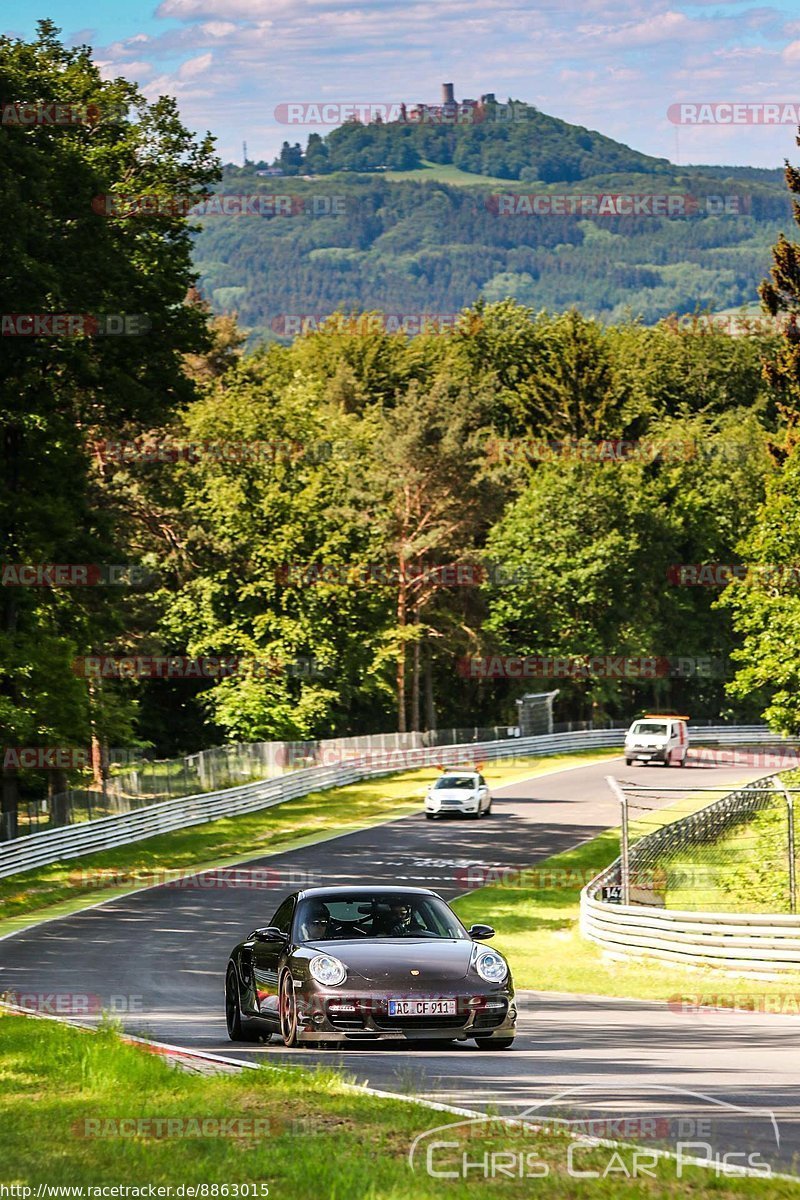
[276,101,674,183]
[195,99,793,341]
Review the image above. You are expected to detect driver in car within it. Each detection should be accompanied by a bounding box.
[300,900,332,941]
[375,900,426,937]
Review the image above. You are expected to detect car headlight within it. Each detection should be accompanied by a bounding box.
[472,948,508,984]
[309,954,347,986]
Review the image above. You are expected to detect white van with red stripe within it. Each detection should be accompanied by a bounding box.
[624,714,689,767]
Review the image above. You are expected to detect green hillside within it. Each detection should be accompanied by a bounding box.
[275,100,673,182]
[193,100,792,342]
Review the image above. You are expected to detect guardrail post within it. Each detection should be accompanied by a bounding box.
[606,776,629,904]
[790,793,797,916]
[772,777,797,915]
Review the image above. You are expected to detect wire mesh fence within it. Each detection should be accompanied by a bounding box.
[8,723,531,839]
[607,775,798,913]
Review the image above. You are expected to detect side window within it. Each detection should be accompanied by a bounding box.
[269,897,295,936]
[478,775,486,787]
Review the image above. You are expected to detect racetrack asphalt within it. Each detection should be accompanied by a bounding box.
[2,752,798,1177]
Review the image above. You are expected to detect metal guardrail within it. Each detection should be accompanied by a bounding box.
[0,726,628,880]
[0,722,791,883]
[581,773,800,974]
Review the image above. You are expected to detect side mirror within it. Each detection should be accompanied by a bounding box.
[252,926,286,943]
[468,923,495,941]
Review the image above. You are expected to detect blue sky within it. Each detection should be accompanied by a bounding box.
[8,0,800,167]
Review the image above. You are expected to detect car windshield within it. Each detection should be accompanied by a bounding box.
[631,721,669,736]
[434,775,475,789]
[294,894,469,941]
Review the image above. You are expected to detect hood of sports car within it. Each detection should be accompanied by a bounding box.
[304,937,476,984]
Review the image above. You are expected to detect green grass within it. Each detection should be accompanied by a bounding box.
[452,798,800,1005]
[382,160,511,186]
[666,801,793,913]
[0,751,618,935]
[0,1012,794,1195]
[648,769,799,915]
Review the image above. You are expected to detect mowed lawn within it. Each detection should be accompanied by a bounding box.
[0,1012,794,1197]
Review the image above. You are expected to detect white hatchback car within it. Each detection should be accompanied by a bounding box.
[425,771,492,820]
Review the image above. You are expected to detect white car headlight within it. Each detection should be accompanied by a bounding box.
[472,947,508,984]
[309,954,346,986]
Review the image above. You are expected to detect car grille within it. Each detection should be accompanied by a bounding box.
[372,1013,468,1029]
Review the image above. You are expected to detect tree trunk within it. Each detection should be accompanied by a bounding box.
[396,557,407,733]
[424,640,436,732]
[410,618,421,733]
[49,768,70,827]
[1,772,18,840]
[88,679,105,789]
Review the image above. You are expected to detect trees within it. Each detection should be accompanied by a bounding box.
[718,445,800,731]
[482,413,770,721]
[0,23,219,835]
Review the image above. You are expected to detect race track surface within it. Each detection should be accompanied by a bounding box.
[2,753,797,1175]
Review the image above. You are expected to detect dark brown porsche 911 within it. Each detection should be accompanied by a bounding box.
[225,885,516,1049]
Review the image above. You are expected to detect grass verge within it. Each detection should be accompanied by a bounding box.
[0,750,618,934]
[452,790,800,1005]
[0,1011,793,1196]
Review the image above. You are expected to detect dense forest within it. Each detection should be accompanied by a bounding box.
[5,26,800,829]
[194,169,791,339]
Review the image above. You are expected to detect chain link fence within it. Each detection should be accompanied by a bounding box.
[607,775,798,912]
[7,722,540,840]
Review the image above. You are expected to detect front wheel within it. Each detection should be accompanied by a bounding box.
[279,971,300,1047]
[474,1036,514,1050]
[625,758,633,766]
[426,813,436,820]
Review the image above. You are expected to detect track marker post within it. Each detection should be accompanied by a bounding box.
[771,777,796,914]
[606,776,630,904]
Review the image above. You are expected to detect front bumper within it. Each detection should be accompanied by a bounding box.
[626,746,667,763]
[294,989,516,1042]
[425,800,480,815]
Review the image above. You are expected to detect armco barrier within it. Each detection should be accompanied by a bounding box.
[581,773,800,975]
[0,723,788,881]
[0,727,624,879]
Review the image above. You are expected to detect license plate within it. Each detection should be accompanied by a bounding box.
[388,999,456,1016]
